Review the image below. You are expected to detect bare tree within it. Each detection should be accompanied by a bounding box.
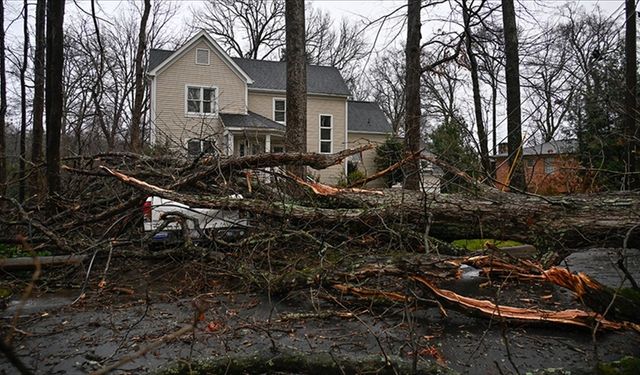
[521,24,573,143]
[404,0,422,190]
[31,0,46,193]
[45,0,65,195]
[0,0,6,196]
[18,0,28,202]
[370,47,406,135]
[501,0,525,190]
[305,8,368,90]
[461,0,490,174]
[285,0,307,178]
[130,0,152,153]
[624,0,637,189]
[193,0,285,60]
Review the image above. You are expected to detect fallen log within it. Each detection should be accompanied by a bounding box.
[0,255,86,270]
[100,166,640,248]
[170,145,373,190]
[158,347,454,375]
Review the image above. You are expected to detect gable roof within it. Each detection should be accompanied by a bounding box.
[347,101,392,134]
[148,31,351,97]
[231,58,350,96]
[147,30,253,84]
[220,111,285,132]
[493,139,577,158]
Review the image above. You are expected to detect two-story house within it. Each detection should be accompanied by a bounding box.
[147,31,392,185]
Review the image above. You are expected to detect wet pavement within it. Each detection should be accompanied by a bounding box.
[1,249,639,374]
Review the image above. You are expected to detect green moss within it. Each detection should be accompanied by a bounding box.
[0,244,51,258]
[597,356,640,375]
[618,288,640,302]
[451,239,523,251]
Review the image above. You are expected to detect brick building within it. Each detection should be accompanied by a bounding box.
[493,139,583,195]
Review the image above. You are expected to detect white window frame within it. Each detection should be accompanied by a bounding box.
[273,98,286,123]
[544,157,555,174]
[185,85,218,117]
[195,48,210,65]
[319,114,333,154]
[187,138,216,156]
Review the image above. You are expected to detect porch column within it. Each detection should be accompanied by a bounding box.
[265,134,271,153]
[227,133,234,156]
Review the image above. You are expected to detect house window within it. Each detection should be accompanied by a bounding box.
[526,158,535,168]
[195,48,210,65]
[544,158,555,174]
[319,114,333,154]
[272,146,284,153]
[186,86,217,115]
[187,139,215,156]
[274,99,286,123]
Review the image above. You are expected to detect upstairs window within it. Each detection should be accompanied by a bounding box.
[186,86,217,115]
[319,114,333,154]
[544,158,555,174]
[187,139,216,156]
[274,98,286,123]
[195,48,210,65]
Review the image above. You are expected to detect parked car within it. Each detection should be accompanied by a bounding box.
[142,195,247,247]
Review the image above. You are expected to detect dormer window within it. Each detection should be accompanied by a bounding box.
[196,48,210,65]
[274,98,286,123]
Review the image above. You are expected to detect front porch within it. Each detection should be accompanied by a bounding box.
[220,111,286,157]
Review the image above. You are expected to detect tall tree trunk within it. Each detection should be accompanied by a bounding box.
[19,0,29,202]
[501,0,525,190]
[45,0,65,196]
[130,0,151,153]
[624,0,638,190]
[31,0,46,196]
[462,0,490,175]
[285,0,307,178]
[404,0,422,190]
[0,0,7,196]
[492,75,497,155]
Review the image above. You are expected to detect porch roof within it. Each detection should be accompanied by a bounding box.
[220,111,285,132]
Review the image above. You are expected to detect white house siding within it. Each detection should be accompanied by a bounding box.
[347,133,389,188]
[153,39,247,150]
[247,91,347,184]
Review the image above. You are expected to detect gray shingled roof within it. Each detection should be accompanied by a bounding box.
[148,49,174,71]
[148,49,350,96]
[347,101,392,133]
[232,58,350,96]
[220,111,285,131]
[493,139,577,157]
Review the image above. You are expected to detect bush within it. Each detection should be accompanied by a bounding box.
[374,137,405,187]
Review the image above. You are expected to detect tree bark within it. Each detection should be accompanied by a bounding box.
[285,0,307,178]
[45,0,66,195]
[130,0,152,153]
[404,0,422,190]
[501,0,525,190]
[101,164,640,249]
[31,0,46,196]
[462,0,490,175]
[0,0,7,196]
[19,0,29,202]
[624,0,638,190]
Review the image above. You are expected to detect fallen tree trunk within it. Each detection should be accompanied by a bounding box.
[0,255,86,270]
[100,166,640,249]
[159,347,453,375]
